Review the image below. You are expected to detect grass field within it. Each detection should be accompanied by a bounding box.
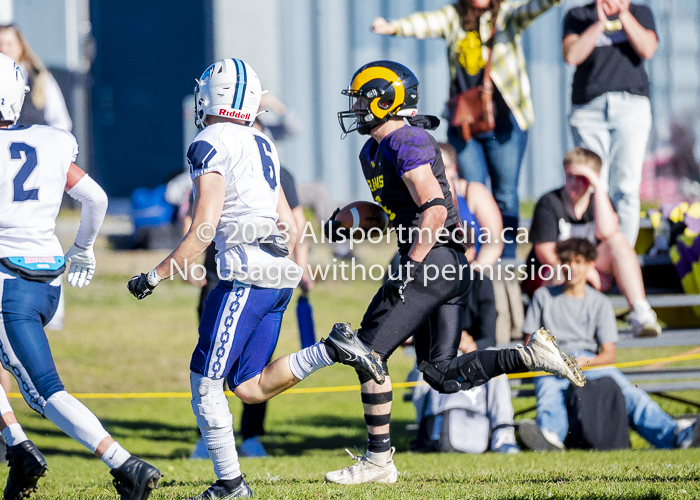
[3,229,700,499]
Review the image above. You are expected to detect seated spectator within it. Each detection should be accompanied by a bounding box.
[410,272,519,454]
[441,142,504,267]
[525,147,661,337]
[519,238,699,451]
[443,142,524,345]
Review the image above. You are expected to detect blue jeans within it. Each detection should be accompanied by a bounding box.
[447,110,528,258]
[534,350,678,448]
[570,92,652,245]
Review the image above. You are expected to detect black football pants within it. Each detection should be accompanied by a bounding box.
[358,246,471,365]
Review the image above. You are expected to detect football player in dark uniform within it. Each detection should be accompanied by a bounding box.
[325,61,586,484]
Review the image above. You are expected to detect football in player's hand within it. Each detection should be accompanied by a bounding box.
[335,201,390,231]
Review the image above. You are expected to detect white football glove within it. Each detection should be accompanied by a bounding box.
[65,244,96,288]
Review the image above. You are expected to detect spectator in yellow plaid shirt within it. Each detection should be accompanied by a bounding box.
[373,0,562,258]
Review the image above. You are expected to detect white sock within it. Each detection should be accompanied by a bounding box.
[288,342,334,380]
[100,441,131,469]
[203,427,241,480]
[633,299,652,314]
[366,448,392,466]
[1,423,27,447]
[44,391,110,453]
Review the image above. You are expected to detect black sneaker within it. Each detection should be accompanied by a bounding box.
[190,477,253,499]
[518,419,565,452]
[110,456,163,500]
[4,440,48,500]
[322,323,385,384]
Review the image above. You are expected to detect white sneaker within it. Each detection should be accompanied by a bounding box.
[325,448,398,485]
[519,328,586,387]
[629,308,662,338]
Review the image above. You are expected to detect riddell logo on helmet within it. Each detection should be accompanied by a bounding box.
[219,109,251,120]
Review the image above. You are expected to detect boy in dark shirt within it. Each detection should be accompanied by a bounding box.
[526,147,661,337]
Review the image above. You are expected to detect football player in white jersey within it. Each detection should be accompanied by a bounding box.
[0,53,162,500]
[127,58,385,499]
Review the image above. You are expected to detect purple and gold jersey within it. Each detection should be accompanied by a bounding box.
[359,126,465,254]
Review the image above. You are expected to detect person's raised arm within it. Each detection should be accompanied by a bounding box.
[617,0,657,59]
[402,164,448,263]
[373,5,450,40]
[64,163,108,287]
[508,0,561,34]
[568,164,619,240]
[563,0,607,65]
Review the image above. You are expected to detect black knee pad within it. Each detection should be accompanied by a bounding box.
[356,360,389,384]
[418,355,489,394]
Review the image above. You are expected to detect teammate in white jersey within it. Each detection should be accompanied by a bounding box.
[0,53,162,500]
[127,58,384,499]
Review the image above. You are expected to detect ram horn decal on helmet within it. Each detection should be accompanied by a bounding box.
[338,60,420,136]
[194,58,264,131]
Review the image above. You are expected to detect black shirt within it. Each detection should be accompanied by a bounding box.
[280,166,299,210]
[359,126,465,255]
[526,187,598,267]
[563,3,657,105]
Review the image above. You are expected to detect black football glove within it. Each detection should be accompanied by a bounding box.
[382,257,420,304]
[127,273,157,300]
[323,208,351,242]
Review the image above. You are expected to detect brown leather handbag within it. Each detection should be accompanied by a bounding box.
[448,26,496,142]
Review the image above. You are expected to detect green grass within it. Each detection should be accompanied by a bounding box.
[2,236,700,498]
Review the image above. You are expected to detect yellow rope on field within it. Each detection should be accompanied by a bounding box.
[6,351,700,399]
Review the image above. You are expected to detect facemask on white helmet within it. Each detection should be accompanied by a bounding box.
[194,58,265,131]
[0,52,28,125]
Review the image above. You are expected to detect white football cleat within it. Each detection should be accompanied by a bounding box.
[325,448,398,485]
[519,328,586,387]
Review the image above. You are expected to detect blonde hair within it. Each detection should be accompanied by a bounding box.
[563,147,603,174]
[0,25,48,110]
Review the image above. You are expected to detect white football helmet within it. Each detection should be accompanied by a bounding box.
[0,52,28,125]
[194,58,265,131]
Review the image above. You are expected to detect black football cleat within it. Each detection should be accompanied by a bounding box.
[4,440,48,500]
[322,323,385,384]
[110,456,163,500]
[190,477,253,499]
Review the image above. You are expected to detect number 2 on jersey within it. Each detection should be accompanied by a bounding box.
[254,136,276,190]
[10,142,39,202]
